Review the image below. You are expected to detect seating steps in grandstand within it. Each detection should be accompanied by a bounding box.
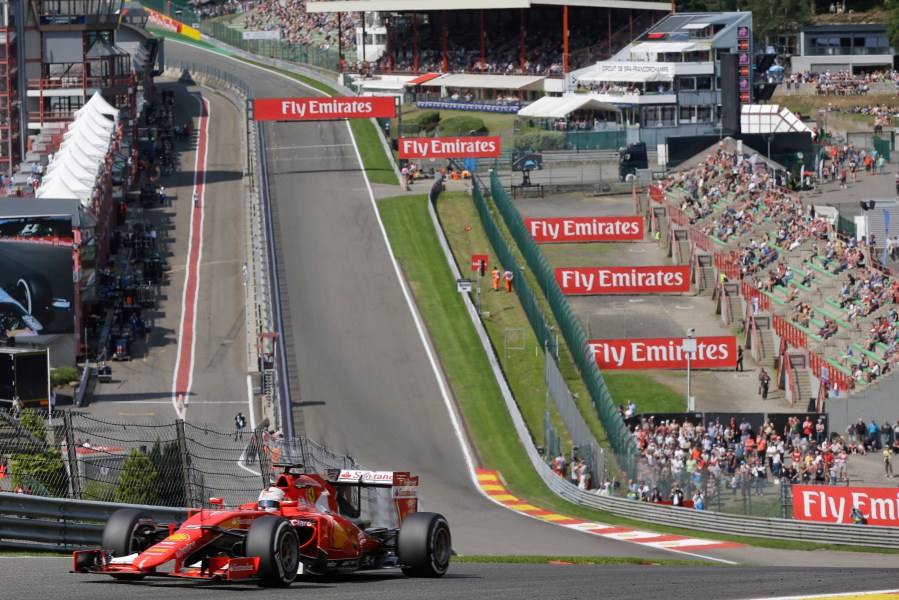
[675,238,691,266]
[755,327,774,362]
[697,264,716,295]
[654,153,898,399]
[723,294,741,325]
[813,305,853,330]
[791,367,812,408]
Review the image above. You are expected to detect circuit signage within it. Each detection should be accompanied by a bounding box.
[588,336,737,370]
[556,266,691,294]
[525,217,643,243]
[253,97,396,121]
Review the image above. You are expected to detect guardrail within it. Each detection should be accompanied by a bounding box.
[0,492,188,551]
[537,474,898,549]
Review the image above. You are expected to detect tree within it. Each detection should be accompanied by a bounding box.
[116,449,160,505]
[8,408,67,495]
[749,0,813,48]
[148,439,186,507]
[888,8,899,52]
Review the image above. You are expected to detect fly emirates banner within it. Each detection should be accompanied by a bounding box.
[793,486,899,526]
[589,337,737,370]
[556,266,691,295]
[398,137,502,159]
[525,217,643,243]
[253,97,396,121]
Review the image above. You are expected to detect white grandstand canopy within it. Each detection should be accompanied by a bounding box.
[418,73,545,91]
[631,41,711,54]
[306,0,670,13]
[518,95,620,119]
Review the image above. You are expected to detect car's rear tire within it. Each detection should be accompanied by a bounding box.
[102,509,157,580]
[397,512,451,578]
[245,515,299,587]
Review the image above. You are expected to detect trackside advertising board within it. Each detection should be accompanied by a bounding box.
[556,266,690,295]
[253,97,396,121]
[589,337,737,370]
[793,486,899,526]
[398,137,502,159]
[525,217,643,243]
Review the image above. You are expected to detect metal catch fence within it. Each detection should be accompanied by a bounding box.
[0,408,372,512]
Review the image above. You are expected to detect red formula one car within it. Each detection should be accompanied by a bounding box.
[72,463,451,586]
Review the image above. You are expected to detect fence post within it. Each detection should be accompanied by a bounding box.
[63,411,81,499]
[256,428,271,488]
[175,419,193,505]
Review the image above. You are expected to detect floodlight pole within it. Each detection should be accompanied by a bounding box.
[683,330,697,412]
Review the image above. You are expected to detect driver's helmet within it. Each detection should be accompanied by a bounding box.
[257,486,285,512]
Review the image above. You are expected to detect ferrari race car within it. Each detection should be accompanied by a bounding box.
[72,463,451,587]
[0,274,71,336]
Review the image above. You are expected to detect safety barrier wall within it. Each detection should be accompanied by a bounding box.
[481,172,637,462]
[537,478,899,548]
[0,493,188,551]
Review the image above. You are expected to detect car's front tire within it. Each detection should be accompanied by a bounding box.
[397,512,451,578]
[245,515,300,587]
[102,508,157,580]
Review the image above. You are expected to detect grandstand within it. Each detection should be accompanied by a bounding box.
[301,1,670,75]
[643,139,899,434]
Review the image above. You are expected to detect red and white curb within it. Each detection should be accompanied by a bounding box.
[477,469,741,554]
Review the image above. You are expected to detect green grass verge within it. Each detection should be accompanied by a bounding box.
[603,372,685,415]
[378,194,541,483]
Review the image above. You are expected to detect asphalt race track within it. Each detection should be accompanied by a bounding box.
[7,558,899,600]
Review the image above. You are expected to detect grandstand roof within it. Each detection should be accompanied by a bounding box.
[517,95,620,119]
[306,1,671,13]
[418,73,546,91]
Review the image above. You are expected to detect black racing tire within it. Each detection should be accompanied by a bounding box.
[102,508,157,580]
[14,273,52,322]
[245,515,300,587]
[397,512,451,578]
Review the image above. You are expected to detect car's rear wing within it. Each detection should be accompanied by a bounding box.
[327,469,419,525]
[326,469,397,487]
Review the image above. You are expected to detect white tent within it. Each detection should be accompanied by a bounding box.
[47,144,103,175]
[55,139,106,170]
[66,124,111,151]
[35,174,82,202]
[74,91,120,122]
[46,156,96,186]
[518,95,621,119]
